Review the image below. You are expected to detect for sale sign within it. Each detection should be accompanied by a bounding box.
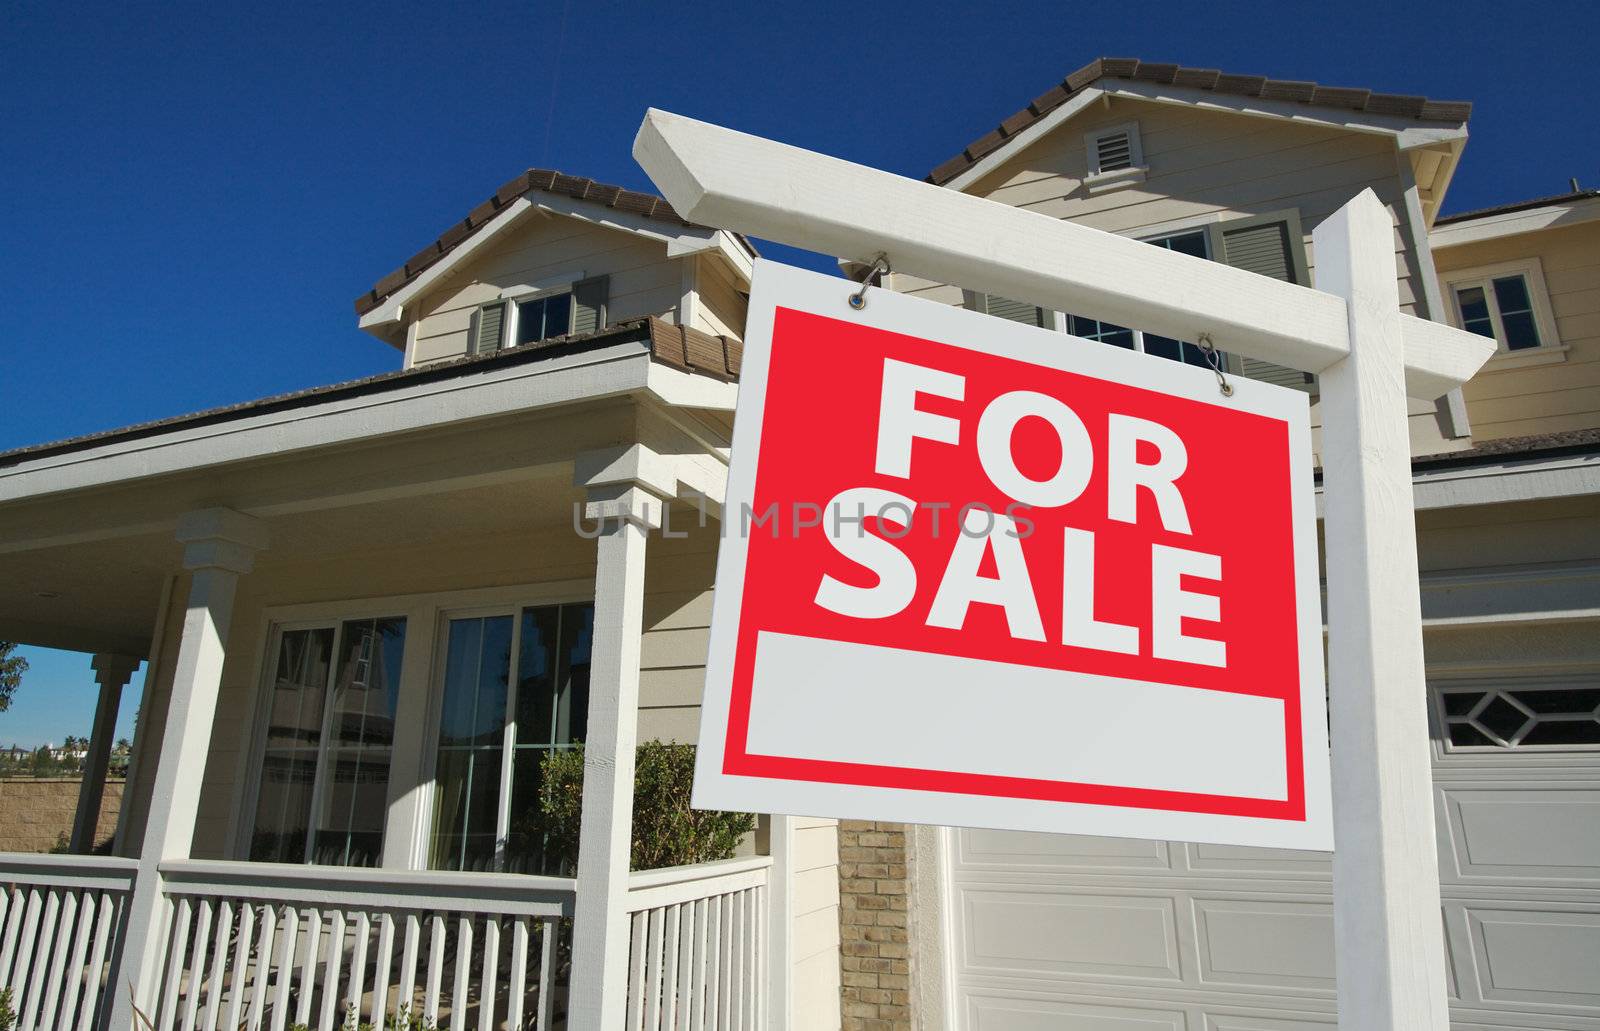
[693,260,1332,850]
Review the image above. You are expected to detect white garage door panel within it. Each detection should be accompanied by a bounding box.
[964,891,1181,981]
[1184,842,1330,876]
[961,830,1172,871]
[949,680,1600,1030]
[969,995,1184,1030]
[1193,899,1336,990]
[1442,787,1600,882]
[1202,1013,1334,1030]
[1468,907,1600,1006]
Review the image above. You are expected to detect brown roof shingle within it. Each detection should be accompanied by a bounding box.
[354,170,755,318]
[926,57,1473,187]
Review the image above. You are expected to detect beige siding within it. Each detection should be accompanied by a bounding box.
[900,95,1461,456]
[408,213,685,367]
[640,517,719,743]
[693,254,748,340]
[793,815,844,1029]
[1433,219,1600,441]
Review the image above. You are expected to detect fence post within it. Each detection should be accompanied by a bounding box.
[1315,189,1451,1029]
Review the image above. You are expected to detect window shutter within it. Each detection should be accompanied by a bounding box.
[1212,213,1317,394]
[468,301,506,356]
[964,290,1047,327]
[571,275,609,336]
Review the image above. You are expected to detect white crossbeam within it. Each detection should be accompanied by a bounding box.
[634,109,1495,400]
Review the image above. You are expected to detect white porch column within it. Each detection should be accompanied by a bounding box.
[107,508,267,1031]
[567,450,667,1029]
[69,653,141,853]
[1315,192,1451,1028]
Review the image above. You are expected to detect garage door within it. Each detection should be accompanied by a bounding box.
[946,677,1600,1030]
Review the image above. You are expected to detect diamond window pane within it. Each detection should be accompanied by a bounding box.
[1518,720,1600,746]
[1441,690,1486,717]
[1475,694,1534,742]
[1447,723,1497,748]
[1509,688,1600,715]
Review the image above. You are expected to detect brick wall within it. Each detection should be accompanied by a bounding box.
[0,778,123,853]
[837,820,912,1029]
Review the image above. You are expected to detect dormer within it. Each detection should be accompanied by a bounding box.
[354,169,755,368]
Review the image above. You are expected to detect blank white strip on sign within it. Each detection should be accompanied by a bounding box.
[747,631,1288,802]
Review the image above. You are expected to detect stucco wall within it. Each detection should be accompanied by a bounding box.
[0,777,122,853]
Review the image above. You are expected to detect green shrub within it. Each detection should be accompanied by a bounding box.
[540,741,757,871]
[0,987,15,1031]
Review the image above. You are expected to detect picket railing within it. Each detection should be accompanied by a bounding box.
[0,853,137,1031]
[623,856,770,1031]
[153,860,576,1031]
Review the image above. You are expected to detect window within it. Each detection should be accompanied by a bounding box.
[248,617,408,866]
[1063,230,1220,370]
[1443,259,1562,362]
[515,291,574,346]
[1435,683,1600,750]
[430,602,594,873]
[467,275,609,356]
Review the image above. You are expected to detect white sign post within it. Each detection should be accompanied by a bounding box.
[632,109,1495,1029]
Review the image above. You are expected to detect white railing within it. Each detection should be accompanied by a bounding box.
[0,853,137,1031]
[154,860,576,1031]
[623,856,770,1031]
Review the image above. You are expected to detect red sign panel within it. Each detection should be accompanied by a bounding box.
[693,261,1331,849]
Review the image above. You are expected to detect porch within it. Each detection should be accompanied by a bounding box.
[0,851,769,1030]
[0,330,830,1029]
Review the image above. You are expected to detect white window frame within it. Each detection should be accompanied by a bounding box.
[229,580,594,871]
[501,283,577,349]
[467,269,587,354]
[1083,121,1146,194]
[417,587,596,873]
[1438,257,1566,370]
[233,607,414,867]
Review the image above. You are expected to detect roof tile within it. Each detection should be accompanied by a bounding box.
[1029,83,1071,113]
[1131,62,1178,84]
[1309,85,1372,110]
[999,108,1035,137]
[1259,79,1316,103]
[1213,73,1267,96]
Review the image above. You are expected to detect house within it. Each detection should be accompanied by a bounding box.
[841,58,1600,1031]
[0,170,839,1029]
[0,54,1595,1031]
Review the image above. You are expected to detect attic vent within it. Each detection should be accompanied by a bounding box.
[1095,131,1134,172]
[1083,123,1145,191]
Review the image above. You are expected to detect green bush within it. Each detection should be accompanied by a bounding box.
[540,741,757,871]
[0,987,15,1031]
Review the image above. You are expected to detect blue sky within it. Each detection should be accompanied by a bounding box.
[0,0,1593,746]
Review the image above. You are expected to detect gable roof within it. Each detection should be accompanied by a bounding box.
[353,168,756,317]
[927,57,1474,188]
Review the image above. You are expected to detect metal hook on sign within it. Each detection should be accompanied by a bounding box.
[1198,333,1234,397]
[847,253,892,310]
